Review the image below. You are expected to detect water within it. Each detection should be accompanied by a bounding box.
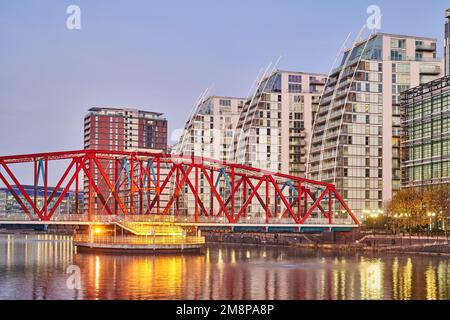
[0,234,449,300]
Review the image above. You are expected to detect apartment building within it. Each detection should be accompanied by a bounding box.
[307,33,443,219]
[233,70,326,177]
[177,96,245,160]
[176,96,245,215]
[401,75,450,188]
[83,107,168,215]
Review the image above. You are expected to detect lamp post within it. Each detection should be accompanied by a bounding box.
[370,210,379,234]
[393,213,398,234]
[427,212,436,232]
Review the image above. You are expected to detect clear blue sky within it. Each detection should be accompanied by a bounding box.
[0,0,447,159]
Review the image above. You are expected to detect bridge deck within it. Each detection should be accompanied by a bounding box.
[0,220,358,229]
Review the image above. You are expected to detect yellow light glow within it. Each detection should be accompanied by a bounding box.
[94,227,103,235]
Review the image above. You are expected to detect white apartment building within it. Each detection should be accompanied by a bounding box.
[176,96,245,215]
[308,32,443,219]
[233,70,326,177]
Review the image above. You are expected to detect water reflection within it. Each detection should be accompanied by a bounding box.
[0,234,449,300]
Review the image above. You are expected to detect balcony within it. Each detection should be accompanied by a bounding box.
[415,43,436,51]
[310,77,326,85]
[419,65,441,75]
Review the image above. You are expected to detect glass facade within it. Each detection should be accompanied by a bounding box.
[0,185,81,216]
[401,75,450,187]
[446,8,450,75]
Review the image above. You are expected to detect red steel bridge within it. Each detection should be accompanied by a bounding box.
[0,149,359,229]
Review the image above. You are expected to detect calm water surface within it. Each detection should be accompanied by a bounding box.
[0,234,449,300]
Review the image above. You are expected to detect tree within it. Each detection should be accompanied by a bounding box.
[386,188,426,233]
[423,184,450,237]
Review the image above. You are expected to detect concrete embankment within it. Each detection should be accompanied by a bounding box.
[203,231,364,252]
[357,235,450,256]
[203,231,450,256]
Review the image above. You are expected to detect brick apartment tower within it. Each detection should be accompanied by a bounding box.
[83,107,168,215]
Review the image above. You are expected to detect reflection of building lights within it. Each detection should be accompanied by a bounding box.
[95,255,100,291]
[425,264,437,300]
[360,259,384,299]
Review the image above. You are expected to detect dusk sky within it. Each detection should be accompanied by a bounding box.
[0,0,447,158]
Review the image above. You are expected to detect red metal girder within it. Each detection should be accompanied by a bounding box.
[304,188,330,219]
[231,167,235,218]
[43,156,48,217]
[139,160,156,188]
[92,155,129,215]
[139,160,143,215]
[216,177,244,217]
[265,178,269,224]
[80,161,113,216]
[130,156,134,214]
[33,160,37,207]
[178,165,209,217]
[328,189,333,224]
[75,161,79,214]
[233,176,266,223]
[199,165,232,222]
[244,176,271,218]
[146,162,178,214]
[268,175,299,223]
[114,158,119,216]
[195,166,199,222]
[157,157,161,215]
[0,160,43,219]
[162,162,194,215]
[41,158,76,216]
[0,149,335,187]
[47,158,88,219]
[301,187,330,224]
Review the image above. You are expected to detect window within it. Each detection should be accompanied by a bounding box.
[288,83,302,93]
[288,75,302,83]
[219,99,231,107]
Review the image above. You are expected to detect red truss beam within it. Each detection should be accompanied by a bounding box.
[0,149,360,225]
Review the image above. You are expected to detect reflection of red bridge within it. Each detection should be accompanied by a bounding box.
[0,150,359,228]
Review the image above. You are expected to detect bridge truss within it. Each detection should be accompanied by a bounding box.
[0,150,359,225]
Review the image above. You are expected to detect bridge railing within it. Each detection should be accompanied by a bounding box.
[0,212,356,225]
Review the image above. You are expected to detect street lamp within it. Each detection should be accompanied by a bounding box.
[427,212,436,232]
